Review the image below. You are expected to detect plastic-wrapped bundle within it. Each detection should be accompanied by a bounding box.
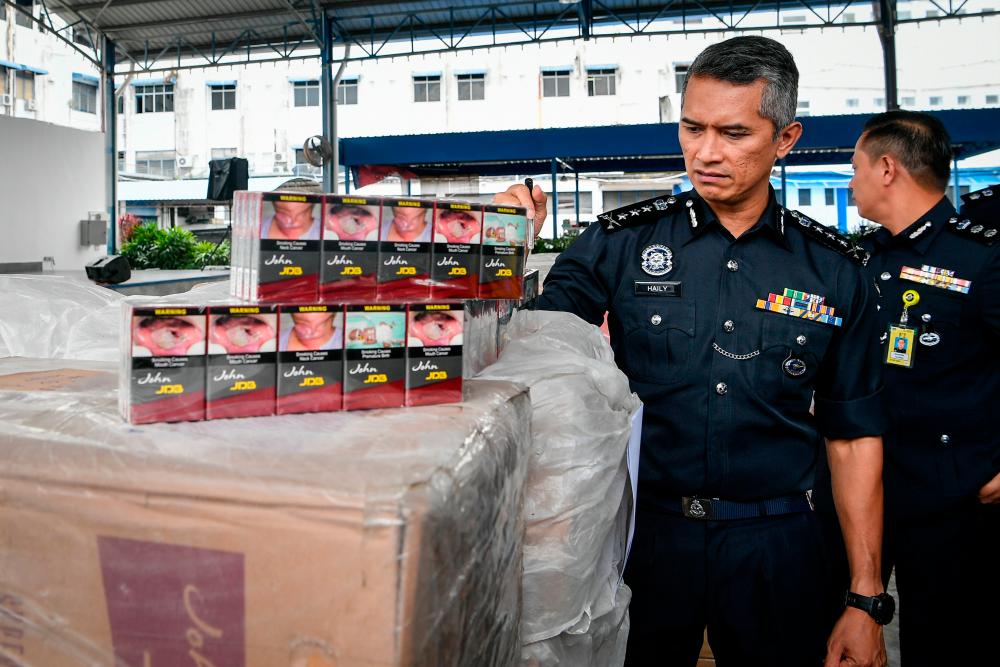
[478,310,640,662]
[0,357,530,667]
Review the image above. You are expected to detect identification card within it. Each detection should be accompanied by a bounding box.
[885,325,916,368]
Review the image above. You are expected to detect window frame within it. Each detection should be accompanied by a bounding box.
[541,69,571,98]
[14,0,32,28]
[134,150,177,178]
[209,83,237,111]
[825,188,836,206]
[134,83,174,114]
[798,188,812,207]
[14,70,34,101]
[72,80,98,114]
[413,74,441,103]
[292,80,320,107]
[587,68,617,97]
[456,73,485,101]
[336,78,358,105]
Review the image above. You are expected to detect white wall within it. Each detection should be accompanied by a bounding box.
[0,115,107,269]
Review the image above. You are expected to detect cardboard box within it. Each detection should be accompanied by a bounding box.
[0,358,529,667]
[207,305,279,419]
[276,304,343,415]
[377,199,433,300]
[431,201,482,299]
[120,305,207,424]
[321,194,381,301]
[479,204,527,299]
[343,303,407,410]
[406,303,463,407]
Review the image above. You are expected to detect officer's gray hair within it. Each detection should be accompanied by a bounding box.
[682,36,799,140]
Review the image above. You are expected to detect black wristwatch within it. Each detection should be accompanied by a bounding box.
[845,591,895,625]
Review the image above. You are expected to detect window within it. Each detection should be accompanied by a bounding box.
[135,150,176,178]
[14,0,32,28]
[926,9,941,17]
[135,84,174,113]
[211,147,237,160]
[902,96,916,106]
[210,84,236,110]
[542,70,570,97]
[782,14,807,23]
[896,10,912,19]
[987,94,999,105]
[72,81,97,113]
[674,64,689,93]
[413,75,441,102]
[15,71,34,101]
[587,68,616,96]
[293,80,319,107]
[957,95,970,105]
[846,98,859,108]
[874,97,885,107]
[0,68,7,96]
[117,94,124,114]
[337,78,358,105]
[929,96,942,106]
[825,188,835,206]
[117,151,125,171]
[457,73,485,101]
[293,148,321,176]
[798,189,812,206]
[797,100,811,117]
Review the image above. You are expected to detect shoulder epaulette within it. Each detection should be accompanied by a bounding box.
[858,224,880,239]
[596,193,689,233]
[960,184,997,213]
[787,209,870,266]
[946,214,999,246]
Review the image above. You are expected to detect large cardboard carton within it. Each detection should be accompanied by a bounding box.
[0,358,529,667]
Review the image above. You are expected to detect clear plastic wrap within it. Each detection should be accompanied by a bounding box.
[0,357,530,667]
[478,310,640,656]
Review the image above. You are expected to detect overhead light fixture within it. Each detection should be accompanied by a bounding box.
[559,0,582,4]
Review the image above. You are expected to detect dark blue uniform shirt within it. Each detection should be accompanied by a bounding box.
[537,189,886,507]
[857,194,1000,517]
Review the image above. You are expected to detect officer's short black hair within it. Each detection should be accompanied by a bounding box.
[682,36,798,140]
[859,111,952,192]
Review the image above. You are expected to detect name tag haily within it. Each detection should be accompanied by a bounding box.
[635,281,682,297]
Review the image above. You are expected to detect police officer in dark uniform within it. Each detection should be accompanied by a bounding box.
[816,111,1000,667]
[497,36,889,667]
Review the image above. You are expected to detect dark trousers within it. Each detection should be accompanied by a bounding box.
[819,500,1000,667]
[623,504,831,667]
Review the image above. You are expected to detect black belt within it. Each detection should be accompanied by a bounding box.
[668,494,813,520]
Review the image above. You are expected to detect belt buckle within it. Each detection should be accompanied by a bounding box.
[682,496,713,520]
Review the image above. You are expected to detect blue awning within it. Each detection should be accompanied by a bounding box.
[288,75,318,83]
[0,59,48,75]
[131,78,165,86]
[206,80,237,87]
[73,72,100,85]
[455,69,487,76]
[412,70,441,78]
[586,64,617,71]
[540,65,572,73]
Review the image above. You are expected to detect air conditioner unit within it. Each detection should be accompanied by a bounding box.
[25,99,37,111]
[0,94,12,107]
[176,155,191,167]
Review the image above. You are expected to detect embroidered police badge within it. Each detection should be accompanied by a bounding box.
[640,244,673,276]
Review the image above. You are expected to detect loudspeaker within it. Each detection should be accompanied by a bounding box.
[85,255,131,284]
[207,157,250,201]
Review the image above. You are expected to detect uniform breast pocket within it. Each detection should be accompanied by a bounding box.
[755,315,835,400]
[913,291,966,365]
[619,301,696,385]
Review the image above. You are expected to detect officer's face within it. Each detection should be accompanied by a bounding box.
[849,136,885,223]
[680,75,800,207]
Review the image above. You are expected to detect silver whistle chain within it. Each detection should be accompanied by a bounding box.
[712,342,761,360]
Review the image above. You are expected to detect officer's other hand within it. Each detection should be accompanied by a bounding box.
[493,184,548,239]
[824,608,887,667]
[977,470,1000,504]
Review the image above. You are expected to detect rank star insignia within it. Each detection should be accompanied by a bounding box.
[640,244,673,277]
[642,206,653,212]
[630,209,641,216]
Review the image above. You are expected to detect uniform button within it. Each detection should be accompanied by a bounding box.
[650,314,662,325]
[880,272,891,281]
[796,335,807,345]
[726,259,739,272]
[940,434,951,445]
[715,382,728,396]
[922,313,932,323]
[723,320,735,333]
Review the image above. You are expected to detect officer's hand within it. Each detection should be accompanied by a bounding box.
[824,609,887,667]
[977,470,1000,504]
[493,184,548,239]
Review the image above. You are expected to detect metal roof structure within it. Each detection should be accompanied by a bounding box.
[340,108,1000,178]
[20,0,1000,74]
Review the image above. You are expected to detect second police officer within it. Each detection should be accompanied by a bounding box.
[498,36,890,667]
